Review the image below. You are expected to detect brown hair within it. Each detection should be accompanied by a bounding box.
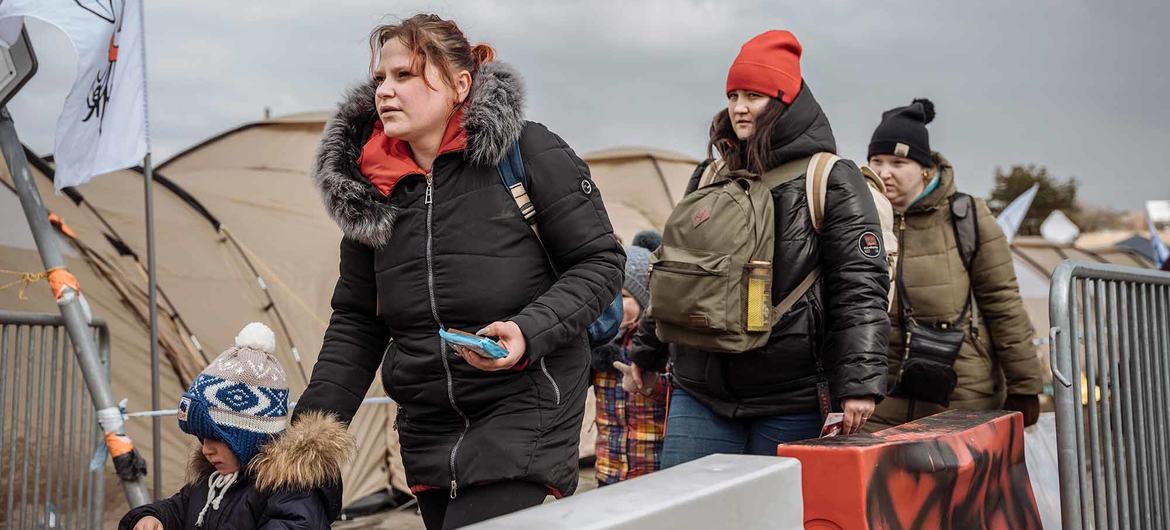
[707,98,787,175]
[368,14,496,91]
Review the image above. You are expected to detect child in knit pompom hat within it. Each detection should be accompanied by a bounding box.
[120,323,354,530]
[590,246,669,485]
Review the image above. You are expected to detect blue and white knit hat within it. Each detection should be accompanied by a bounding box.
[178,323,289,468]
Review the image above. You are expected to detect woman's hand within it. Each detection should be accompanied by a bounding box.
[454,321,527,371]
[133,516,164,530]
[613,361,657,396]
[841,397,876,435]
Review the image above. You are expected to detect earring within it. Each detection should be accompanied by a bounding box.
[922,170,930,178]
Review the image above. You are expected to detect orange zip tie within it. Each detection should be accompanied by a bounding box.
[47,267,80,301]
[105,432,135,457]
[47,212,78,239]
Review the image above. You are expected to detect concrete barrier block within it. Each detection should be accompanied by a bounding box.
[467,454,804,530]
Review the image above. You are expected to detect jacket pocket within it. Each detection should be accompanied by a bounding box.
[649,246,734,331]
[380,339,399,397]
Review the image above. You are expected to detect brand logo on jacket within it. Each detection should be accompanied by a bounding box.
[859,231,882,258]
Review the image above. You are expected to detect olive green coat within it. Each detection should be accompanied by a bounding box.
[869,153,1043,429]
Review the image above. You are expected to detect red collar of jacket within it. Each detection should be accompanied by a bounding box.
[358,109,468,196]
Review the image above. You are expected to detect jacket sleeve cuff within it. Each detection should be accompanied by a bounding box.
[628,347,668,373]
[511,313,552,362]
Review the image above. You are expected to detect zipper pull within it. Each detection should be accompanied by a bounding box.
[449,480,458,499]
[898,214,906,231]
[425,181,434,205]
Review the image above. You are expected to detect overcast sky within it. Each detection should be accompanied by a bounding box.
[9,0,1170,210]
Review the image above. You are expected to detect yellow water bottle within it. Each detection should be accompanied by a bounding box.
[746,261,771,332]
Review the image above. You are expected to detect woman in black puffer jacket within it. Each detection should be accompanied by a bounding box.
[629,30,890,467]
[293,14,623,530]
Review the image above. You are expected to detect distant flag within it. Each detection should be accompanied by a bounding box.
[1149,217,1169,269]
[996,184,1039,245]
[0,0,149,190]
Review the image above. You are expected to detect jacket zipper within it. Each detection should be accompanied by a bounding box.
[540,357,562,406]
[894,213,910,388]
[424,172,470,499]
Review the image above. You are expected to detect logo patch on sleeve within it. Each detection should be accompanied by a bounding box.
[177,397,191,422]
[858,231,882,258]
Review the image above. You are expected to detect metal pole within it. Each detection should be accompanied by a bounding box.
[144,151,162,499]
[0,107,150,507]
[1049,262,1084,529]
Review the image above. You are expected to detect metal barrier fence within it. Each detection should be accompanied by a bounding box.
[1050,261,1170,530]
[0,310,108,529]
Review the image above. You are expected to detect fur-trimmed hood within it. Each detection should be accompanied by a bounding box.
[186,410,354,492]
[312,61,526,248]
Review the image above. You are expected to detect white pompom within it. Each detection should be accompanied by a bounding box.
[235,322,276,354]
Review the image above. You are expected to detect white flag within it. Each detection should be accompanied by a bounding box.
[0,0,149,190]
[995,184,1039,245]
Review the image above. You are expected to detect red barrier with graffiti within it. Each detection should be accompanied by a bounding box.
[777,409,1041,530]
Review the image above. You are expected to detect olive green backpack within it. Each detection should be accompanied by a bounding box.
[648,153,896,353]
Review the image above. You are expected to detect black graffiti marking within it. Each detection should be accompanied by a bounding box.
[863,419,1041,530]
[82,60,116,130]
[77,0,127,134]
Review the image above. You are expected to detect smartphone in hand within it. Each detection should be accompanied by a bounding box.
[440,328,510,360]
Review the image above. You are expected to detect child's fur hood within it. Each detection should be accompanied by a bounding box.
[187,411,354,492]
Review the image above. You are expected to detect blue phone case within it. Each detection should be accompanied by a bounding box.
[439,328,510,360]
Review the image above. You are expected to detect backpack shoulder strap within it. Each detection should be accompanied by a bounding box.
[771,268,820,325]
[757,155,814,189]
[695,159,728,190]
[859,165,887,193]
[498,143,539,238]
[765,153,837,324]
[950,192,980,270]
[804,152,840,233]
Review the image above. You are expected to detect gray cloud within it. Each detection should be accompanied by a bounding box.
[9,0,1169,208]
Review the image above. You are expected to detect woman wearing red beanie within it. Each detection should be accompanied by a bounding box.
[628,30,891,466]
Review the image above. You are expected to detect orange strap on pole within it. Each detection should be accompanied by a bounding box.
[46,267,80,301]
[47,212,78,239]
[105,432,135,458]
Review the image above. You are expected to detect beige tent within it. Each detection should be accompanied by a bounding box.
[1,121,405,525]
[582,147,699,244]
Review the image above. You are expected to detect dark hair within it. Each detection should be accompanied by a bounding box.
[707,98,787,174]
[368,14,496,91]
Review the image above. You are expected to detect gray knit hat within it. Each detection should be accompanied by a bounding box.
[623,245,652,311]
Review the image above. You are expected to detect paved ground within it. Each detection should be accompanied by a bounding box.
[334,467,599,529]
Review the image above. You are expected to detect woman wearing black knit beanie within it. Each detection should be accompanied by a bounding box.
[864,99,1045,431]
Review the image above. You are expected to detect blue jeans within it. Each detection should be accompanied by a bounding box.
[661,386,822,469]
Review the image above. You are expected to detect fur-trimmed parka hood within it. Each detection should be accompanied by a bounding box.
[312,61,526,247]
[186,410,354,492]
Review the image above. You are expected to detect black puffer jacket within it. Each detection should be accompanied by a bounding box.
[630,85,890,418]
[294,62,624,497]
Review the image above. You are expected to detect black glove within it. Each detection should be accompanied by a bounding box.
[1002,394,1040,427]
[590,343,621,373]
